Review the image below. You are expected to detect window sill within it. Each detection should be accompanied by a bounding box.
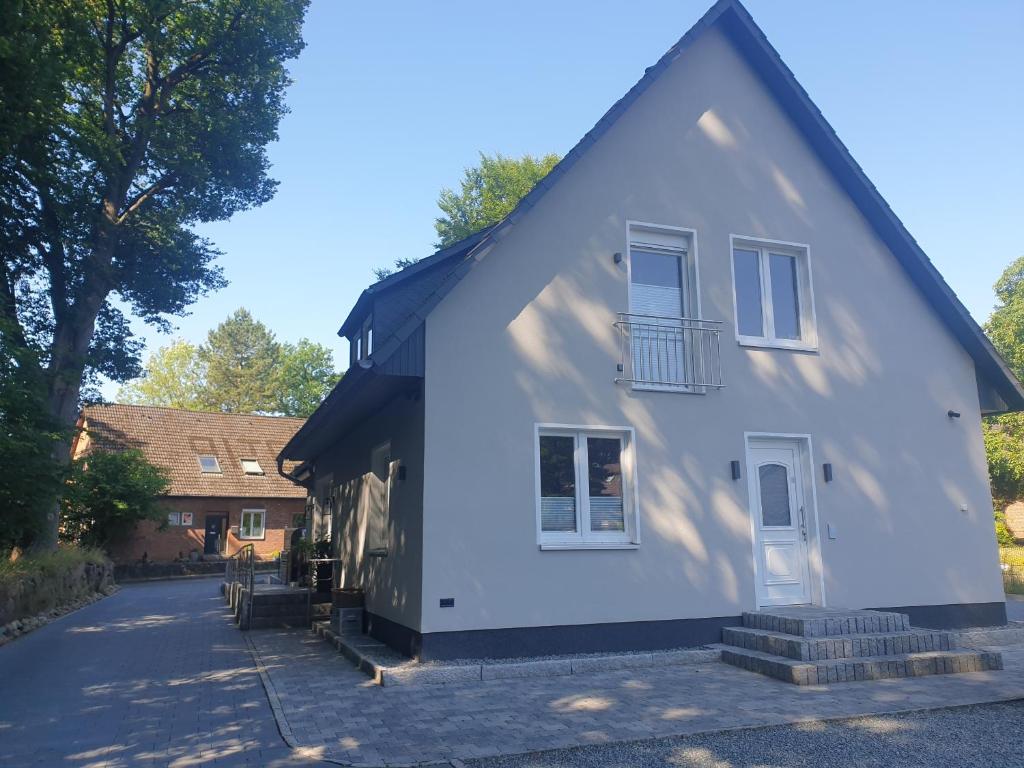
[736,337,818,353]
[539,542,639,551]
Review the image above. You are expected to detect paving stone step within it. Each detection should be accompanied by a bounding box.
[248,615,312,630]
[742,608,910,637]
[251,602,329,618]
[720,645,1003,685]
[723,626,958,661]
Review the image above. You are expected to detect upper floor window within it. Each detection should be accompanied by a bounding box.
[535,425,638,549]
[240,458,263,475]
[198,455,221,474]
[350,315,374,366]
[731,237,816,350]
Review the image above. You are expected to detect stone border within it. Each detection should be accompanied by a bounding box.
[953,622,1024,647]
[0,584,120,647]
[313,623,721,687]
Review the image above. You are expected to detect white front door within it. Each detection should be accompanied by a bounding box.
[747,439,813,606]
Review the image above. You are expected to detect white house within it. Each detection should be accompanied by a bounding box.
[280,0,1022,661]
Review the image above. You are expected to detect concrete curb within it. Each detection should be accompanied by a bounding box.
[313,622,721,687]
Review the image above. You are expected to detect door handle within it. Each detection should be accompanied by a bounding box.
[798,505,808,541]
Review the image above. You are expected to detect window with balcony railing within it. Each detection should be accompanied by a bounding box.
[615,313,724,390]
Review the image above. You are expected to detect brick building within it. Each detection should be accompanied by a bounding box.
[73,404,308,563]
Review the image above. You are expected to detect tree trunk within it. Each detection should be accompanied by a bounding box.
[31,289,107,552]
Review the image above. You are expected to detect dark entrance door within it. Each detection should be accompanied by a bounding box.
[204,514,227,555]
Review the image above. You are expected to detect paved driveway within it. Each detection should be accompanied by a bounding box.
[0,578,320,768]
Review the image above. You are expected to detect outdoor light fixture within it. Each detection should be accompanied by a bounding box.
[730,460,741,480]
[397,464,407,482]
[823,463,833,482]
[613,252,623,264]
[947,410,961,419]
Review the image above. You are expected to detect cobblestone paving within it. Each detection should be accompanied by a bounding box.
[249,626,1024,767]
[0,578,323,768]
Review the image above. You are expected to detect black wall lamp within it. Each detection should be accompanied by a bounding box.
[947,410,961,419]
[613,252,623,264]
[823,463,833,483]
[730,460,742,481]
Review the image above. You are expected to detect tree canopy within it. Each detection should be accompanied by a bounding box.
[983,255,1024,543]
[61,449,170,553]
[117,309,340,417]
[373,151,560,281]
[0,1,308,548]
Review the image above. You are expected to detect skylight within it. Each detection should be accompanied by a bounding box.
[240,458,264,476]
[198,455,222,474]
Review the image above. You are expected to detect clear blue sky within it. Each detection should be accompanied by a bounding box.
[104,0,1024,398]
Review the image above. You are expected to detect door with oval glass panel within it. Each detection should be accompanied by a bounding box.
[747,439,813,606]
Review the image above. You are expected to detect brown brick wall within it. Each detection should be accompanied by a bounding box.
[108,496,305,564]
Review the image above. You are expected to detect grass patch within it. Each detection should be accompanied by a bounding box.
[0,546,109,589]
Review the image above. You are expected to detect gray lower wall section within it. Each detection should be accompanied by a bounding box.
[366,601,1008,661]
[876,601,1007,630]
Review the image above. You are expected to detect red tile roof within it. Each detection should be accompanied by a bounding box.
[77,403,307,499]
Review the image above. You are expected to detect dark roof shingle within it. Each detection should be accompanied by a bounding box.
[78,403,307,499]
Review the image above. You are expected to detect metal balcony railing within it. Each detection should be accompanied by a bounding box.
[614,313,724,390]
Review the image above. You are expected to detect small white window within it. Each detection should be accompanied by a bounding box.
[535,425,638,549]
[731,237,816,350]
[240,458,263,475]
[240,509,266,540]
[198,455,221,474]
[167,511,181,526]
[361,315,373,360]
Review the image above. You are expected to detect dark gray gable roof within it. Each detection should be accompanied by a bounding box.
[361,0,1024,413]
[338,228,492,339]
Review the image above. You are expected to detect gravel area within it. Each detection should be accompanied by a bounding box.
[466,700,1024,768]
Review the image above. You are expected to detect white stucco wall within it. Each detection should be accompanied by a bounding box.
[420,27,1004,634]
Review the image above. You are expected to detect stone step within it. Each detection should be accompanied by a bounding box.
[248,615,311,630]
[723,626,958,661]
[720,645,1002,685]
[742,608,910,637]
[251,602,330,618]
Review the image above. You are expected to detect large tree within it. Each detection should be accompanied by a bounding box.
[116,338,206,409]
[116,310,339,416]
[0,1,307,548]
[373,151,560,280]
[984,255,1024,543]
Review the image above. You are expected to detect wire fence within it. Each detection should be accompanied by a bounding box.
[1001,547,1024,595]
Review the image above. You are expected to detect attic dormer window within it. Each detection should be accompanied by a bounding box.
[198,455,222,474]
[351,314,373,365]
[240,458,264,475]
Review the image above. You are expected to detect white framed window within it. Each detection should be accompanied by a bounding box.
[240,458,264,475]
[198,455,221,474]
[730,236,817,350]
[167,511,181,527]
[239,509,266,540]
[625,222,703,392]
[534,424,639,549]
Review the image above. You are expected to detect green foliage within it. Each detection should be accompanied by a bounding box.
[199,309,281,413]
[373,152,561,281]
[995,512,1016,547]
[0,545,108,590]
[116,310,339,417]
[61,449,171,552]
[0,1,308,548]
[116,339,206,409]
[986,256,1024,382]
[983,413,1024,505]
[276,339,341,417]
[0,322,67,554]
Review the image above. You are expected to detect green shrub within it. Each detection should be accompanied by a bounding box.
[60,450,170,553]
[995,510,1017,547]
